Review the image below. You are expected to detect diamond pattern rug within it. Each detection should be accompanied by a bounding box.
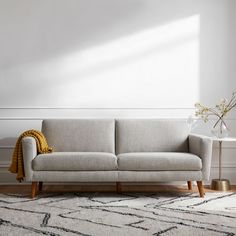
[0,192,236,235]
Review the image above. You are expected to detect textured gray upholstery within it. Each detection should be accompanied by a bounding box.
[117,152,202,171]
[189,134,213,180]
[33,171,118,182]
[32,170,201,182]
[42,119,115,153]
[21,119,213,184]
[118,171,202,182]
[33,152,117,171]
[22,137,37,182]
[116,119,189,154]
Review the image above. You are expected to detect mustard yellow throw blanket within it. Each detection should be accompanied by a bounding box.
[9,130,53,182]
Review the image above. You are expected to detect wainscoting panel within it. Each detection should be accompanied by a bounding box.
[0,108,235,184]
[211,146,236,167]
[0,149,13,163]
[0,120,42,146]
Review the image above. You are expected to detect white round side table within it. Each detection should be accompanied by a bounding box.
[211,137,236,191]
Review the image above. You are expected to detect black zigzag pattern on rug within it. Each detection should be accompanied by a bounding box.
[0,192,235,235]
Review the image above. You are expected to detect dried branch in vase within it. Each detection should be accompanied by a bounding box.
[194,91,236,138]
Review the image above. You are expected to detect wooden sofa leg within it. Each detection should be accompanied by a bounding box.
[197,181,205,198]
[38,182,43,192]
[187,181,192,190]
[116,182,122,193]
[31,182,38,199]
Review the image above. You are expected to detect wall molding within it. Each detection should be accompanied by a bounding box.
[0,117,45,120]
[0,117,197,121]
[0,146,14,149]
[1,117,236,121]
[0,117,191,120]
[0,162,10,168]
[0,107,196,109]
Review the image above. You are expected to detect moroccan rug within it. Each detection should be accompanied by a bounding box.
[0,192,236,236]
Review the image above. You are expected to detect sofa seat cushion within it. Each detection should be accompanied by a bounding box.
[117,152,202,171]
[32,152,118,171]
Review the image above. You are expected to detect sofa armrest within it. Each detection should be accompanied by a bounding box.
[189,134,213,181]
[22,137,37,181]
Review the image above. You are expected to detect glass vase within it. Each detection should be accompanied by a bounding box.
[211,119,229,139]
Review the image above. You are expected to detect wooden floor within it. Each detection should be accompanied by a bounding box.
[0,184,236,194]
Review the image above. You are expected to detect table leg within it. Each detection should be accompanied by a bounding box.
[219,140,222,180]
[211,140,231,191]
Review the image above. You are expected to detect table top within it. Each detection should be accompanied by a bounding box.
[211,137,236,142]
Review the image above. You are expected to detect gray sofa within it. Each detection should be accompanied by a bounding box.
[22,119,213,198]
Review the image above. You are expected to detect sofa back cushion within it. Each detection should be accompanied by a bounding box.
[42,119,115,153]
[116,119,189,154]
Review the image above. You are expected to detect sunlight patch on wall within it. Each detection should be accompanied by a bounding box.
[1,15,200,108]
[49,15,200,108]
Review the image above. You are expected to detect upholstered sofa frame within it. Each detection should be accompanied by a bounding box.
[22,119,213,198]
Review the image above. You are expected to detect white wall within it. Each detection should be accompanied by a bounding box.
[0,0,236,184]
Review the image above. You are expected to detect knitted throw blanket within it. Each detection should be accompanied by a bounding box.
[9,130,53,182]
